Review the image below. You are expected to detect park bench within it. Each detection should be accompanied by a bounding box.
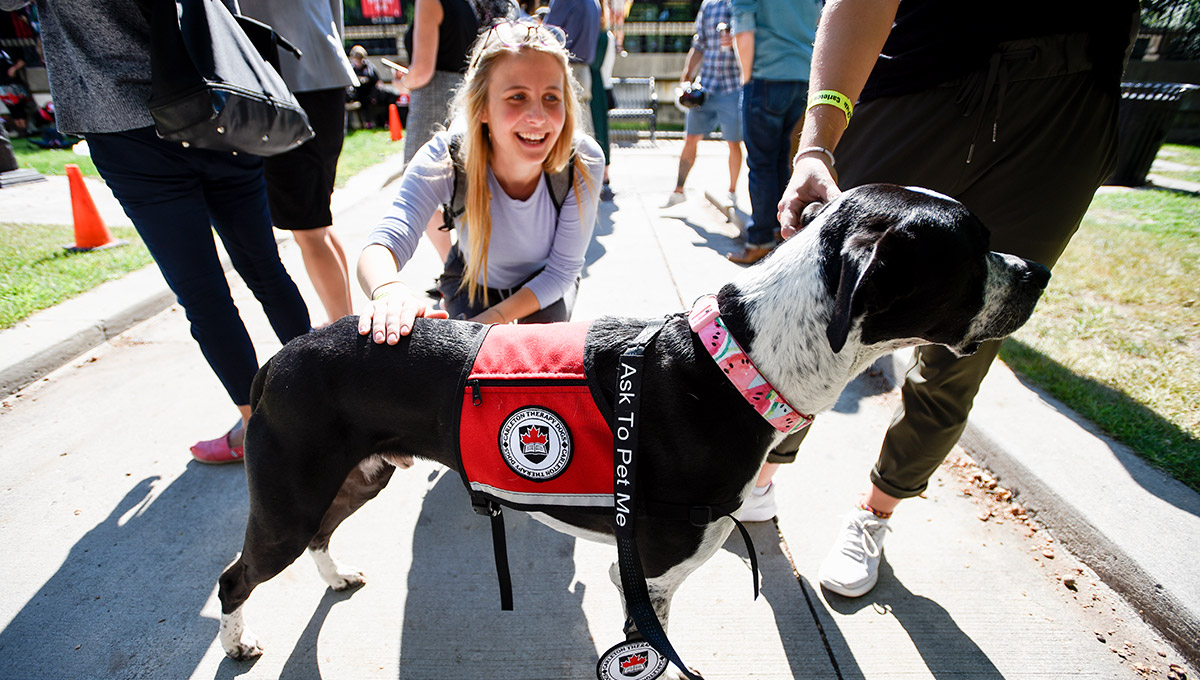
[608,76,657,146]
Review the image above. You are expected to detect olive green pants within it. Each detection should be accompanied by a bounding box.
[769,33,1120,499]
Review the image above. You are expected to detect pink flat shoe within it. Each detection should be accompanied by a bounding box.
[190,432,245,465]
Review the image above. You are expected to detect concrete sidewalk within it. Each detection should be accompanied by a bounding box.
[0,141,1196,678]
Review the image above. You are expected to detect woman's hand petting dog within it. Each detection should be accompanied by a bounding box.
[358,282,448,344]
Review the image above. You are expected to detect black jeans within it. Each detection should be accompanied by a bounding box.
[86,126,311,405]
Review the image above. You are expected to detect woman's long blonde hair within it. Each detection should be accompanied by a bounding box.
[449,20,595,306]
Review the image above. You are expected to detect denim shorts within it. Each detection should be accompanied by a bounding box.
[684,88,743,141]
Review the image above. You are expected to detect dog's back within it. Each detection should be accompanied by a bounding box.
[249,317,489,475]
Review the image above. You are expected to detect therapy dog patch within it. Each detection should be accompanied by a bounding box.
[498,406,572,481]
[459,322,614,511]
[596,640,668,680]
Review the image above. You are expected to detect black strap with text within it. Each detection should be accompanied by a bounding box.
[612,318,704,680]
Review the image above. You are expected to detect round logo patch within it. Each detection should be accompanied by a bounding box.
[498,406,572,482]
[596,640,668,680]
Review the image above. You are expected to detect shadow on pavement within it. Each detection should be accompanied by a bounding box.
[723,522,855,679]
[1000,339,1200,518]
[397,472,598,679]
[832,366,896,415]
[823,559,1004,679]
[674,216,741,259]
[583,199,618,276]
[0,464,249,679]
[270,587,358,679]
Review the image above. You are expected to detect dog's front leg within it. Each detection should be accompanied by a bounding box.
[605,519,733,678]
[609,562,694,679]
[608,561,680,639]
[219,606,263,660]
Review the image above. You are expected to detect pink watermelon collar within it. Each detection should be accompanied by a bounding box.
[687,295,813,434]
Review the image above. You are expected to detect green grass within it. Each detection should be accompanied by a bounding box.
[336,128,403,187]
[999,186,1200,492]
[10,129,399,184]
[0,223,154,329]
[1153,143,1200,184]
[11,136,98,177]
[1159,142,1200,167]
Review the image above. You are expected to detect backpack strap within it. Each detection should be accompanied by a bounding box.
[440,134,468,232]
[545,157,574,216]
[440,132,576,232]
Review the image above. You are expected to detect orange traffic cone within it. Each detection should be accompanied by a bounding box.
[389,103,404,142]
[65,163,125,252]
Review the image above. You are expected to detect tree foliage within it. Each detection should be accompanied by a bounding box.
[1142,0,1200,60]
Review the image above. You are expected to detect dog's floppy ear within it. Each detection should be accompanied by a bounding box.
[826,248,868,354]
[825,224,909,353]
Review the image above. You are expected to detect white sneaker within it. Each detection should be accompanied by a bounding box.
[662,191,686,208]
[725,191,737,208]
[818,509,892,597]
[736,482,777,522]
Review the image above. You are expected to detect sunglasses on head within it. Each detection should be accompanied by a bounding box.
[471,20,568,68]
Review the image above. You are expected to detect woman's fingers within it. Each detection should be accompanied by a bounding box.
[386,297,410,344]
[357,306,374,336]
[360,294,451,345]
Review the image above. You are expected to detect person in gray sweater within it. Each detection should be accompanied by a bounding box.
[4,0,313,464]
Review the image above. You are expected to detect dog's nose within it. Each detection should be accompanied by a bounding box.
[1023,260,1052,289]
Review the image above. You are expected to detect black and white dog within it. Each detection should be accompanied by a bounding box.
[217,184,1050,664]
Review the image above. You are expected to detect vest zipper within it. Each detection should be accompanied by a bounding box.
[470,379,482,406]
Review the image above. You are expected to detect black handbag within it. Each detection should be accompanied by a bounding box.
[141,0,314,156]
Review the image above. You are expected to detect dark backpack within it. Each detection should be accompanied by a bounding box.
[440,133,576,231]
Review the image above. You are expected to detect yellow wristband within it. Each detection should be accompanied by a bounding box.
[371,280,403,301]
[807,90,853,125]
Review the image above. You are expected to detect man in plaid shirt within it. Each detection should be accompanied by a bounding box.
[663,0,743,209]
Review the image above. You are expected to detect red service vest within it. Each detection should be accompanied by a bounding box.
[458,322,614,512]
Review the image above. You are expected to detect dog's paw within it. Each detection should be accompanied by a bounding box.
[225,636,264,661]
[310,547,366,591]
[219,610,263,661]
[328,568,367,592]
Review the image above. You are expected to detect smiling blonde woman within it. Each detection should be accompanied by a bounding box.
[357,20,604,345]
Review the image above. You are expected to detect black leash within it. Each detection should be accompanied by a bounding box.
[640,499,760,601]
[611,318,705,680]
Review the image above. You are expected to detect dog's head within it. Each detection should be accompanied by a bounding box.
[806,184,1050,356]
